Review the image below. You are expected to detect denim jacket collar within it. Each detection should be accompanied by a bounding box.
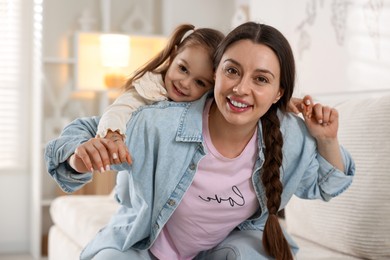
[175,93,206,143]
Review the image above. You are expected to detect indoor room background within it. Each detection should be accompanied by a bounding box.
[0,0,388,259]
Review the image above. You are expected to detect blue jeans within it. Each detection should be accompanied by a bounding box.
[92,230,299,259]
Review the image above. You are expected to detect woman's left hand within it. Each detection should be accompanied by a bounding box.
[302,98,339,141]
[301,96,344,171]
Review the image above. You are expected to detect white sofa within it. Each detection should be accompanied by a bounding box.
[48,94,390,260]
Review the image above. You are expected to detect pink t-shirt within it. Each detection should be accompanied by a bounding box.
[150,100,259,260]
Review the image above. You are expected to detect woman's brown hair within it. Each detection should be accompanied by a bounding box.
[213,22,296,260]
[123,24,224,91]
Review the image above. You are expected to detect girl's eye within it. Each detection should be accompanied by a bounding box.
[195,79,206,88]
[179,65,188,73]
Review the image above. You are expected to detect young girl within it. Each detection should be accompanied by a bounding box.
[95,24,224,170]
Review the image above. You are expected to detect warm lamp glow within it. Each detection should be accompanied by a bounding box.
[75,32,167,91]
[99,34,130,68]
[99,34,130,88]
[103,70,127,89]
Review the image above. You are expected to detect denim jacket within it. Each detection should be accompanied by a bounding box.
[45,93,355,259]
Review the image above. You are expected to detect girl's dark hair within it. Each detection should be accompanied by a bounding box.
[214,22,295,260]
[123,24,224,91]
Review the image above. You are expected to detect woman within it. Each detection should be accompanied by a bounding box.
[45,22,354,260]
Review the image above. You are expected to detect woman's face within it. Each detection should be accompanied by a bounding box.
[213,39,283,128]
[164,46,214,102]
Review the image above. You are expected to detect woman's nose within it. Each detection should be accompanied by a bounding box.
[234,76,251,95]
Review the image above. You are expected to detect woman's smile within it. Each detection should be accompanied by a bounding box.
[227,95,251,112]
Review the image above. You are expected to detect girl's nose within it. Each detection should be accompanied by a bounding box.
[180,77,191,89]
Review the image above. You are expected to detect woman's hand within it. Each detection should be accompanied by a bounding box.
[67,132,132,173]
[301,97,344,172]
[301,97,339,140]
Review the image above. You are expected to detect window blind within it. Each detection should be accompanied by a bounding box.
[0,0,23,170]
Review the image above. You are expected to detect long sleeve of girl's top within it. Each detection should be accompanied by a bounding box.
[96,88,153,138]
[96,72,168,138]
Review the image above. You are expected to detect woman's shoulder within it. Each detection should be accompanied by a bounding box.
[128,98,205,132]
[134,100,191,116]
[133,93,208,118]
[279,112,315,147]
[279,112,306,131]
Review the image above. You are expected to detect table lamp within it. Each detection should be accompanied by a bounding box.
[99,34,130,89]
[74,32,167,113]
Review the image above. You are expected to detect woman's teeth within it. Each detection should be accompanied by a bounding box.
[229,98,248,108]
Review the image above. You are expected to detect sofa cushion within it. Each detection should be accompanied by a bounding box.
[285,95,390,259]
[50,194,119,248]
[48,225,83,260]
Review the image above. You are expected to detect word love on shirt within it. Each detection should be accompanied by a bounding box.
[198,185,245,207]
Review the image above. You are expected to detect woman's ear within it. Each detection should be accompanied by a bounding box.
[273,89,284,104]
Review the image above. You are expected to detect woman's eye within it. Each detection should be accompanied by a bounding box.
[256,76,269,84]
[225,67,239,76]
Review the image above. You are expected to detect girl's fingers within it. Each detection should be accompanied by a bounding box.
[100,138,121,165]
[102,138,130,165]
[117,144,130,164]
[302,95,313,106]
[288,98,302,114]
[302,95,313,118]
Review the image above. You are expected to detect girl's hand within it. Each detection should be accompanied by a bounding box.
[288,95,313,114]
[67,135,132,174]
[104,130,132,166]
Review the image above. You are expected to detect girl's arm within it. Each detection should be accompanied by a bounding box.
[96,88,149,138]
[96,88,148,166]
[94,87,157,168]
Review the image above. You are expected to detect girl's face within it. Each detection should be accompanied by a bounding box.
[214,40,283,128]
[164,45,214,102]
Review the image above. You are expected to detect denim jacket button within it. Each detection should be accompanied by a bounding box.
[168,199,176,206]
[154,223,159,230]
[189,164,196,170]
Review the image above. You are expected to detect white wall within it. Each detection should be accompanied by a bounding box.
[0,0,34,254]
[0,174,31,253]
[161,0,235,35]
[249,0,390,96]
